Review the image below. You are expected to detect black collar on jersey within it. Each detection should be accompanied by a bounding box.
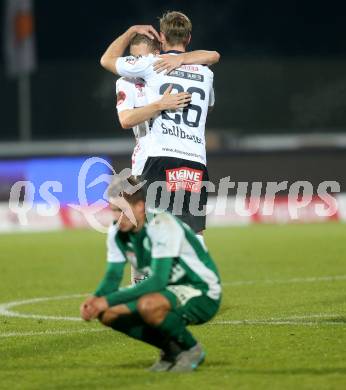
[160,50,185,54]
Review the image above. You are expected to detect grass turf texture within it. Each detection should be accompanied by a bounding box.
[0,223,346,389]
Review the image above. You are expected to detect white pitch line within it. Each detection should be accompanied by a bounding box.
[272,313,344,320]
[0,328,108,339]
[211,320,345,326]
[0,294,87,322]
[223,274,346,286]
[212,312,346,326]
[213,312,343,324]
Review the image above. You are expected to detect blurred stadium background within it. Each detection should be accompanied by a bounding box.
[1,0,346,231]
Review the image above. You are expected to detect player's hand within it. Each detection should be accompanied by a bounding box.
[154,54,184,74]
[80,296,97,321]
[158,84,191,111]
[129,25,160,41]
[86,297,109,319]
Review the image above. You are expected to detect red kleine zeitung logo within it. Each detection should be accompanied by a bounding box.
[166,167,203,193]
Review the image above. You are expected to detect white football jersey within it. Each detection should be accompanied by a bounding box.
[116,77,150,175]
[116,53,215,166]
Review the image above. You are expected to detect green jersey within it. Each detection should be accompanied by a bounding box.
[95,210,221,306]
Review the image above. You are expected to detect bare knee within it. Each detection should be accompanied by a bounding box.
[137,294,170,326]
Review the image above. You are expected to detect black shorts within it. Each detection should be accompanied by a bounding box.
[141,156,210,233]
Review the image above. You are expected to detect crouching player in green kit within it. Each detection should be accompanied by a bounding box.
[80,176,221,372]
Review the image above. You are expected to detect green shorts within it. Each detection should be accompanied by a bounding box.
[126,285,220,325]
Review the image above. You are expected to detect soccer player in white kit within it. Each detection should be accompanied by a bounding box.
[102,16,218,241]
[116,32,219,178]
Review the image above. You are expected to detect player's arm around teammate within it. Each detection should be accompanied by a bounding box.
[153,50,220,74]
[100,25,160,73]
[103,24,219,130]
[118,84,191,129]
[100,25,220,77]
[117,45,219,128]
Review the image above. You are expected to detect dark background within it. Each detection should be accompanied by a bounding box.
[1,0,346,140]
[5,0,346,60]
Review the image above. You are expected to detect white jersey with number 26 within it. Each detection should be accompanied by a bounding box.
[116,54,215,166]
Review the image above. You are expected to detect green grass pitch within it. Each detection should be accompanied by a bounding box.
[1,223,346,389]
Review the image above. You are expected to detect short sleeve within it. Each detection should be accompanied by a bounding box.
[116,78,136,113]
[115,55,155,80]
[106,224,126,263]
[147,212,184,258]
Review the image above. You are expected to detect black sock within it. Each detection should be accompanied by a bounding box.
[109,312,181,354]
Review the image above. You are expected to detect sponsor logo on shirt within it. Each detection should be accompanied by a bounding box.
[168,69,204,82]
[125,56,138,65]
[161,123,203,144]
[181,65,199,72]
[166,167,203,193]
[117,91,126,106]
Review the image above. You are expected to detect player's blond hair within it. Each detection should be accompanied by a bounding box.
[159,11,192,47]
[129,34,160,52]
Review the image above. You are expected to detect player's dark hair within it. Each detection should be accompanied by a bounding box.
[108,175,146,205]
[129,33,160,53]
[159,11,192,47]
